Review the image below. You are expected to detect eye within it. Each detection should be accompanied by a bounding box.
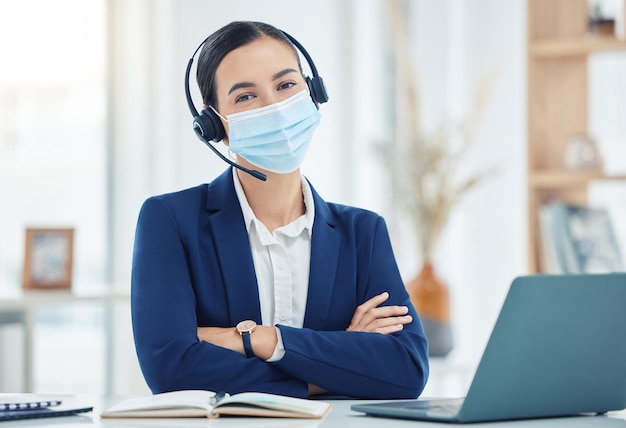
[235,93,255,104]
[277,81,297,91]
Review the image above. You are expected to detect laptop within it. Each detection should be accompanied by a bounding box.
[352,273,626,423]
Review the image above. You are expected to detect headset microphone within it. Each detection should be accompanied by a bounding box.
[184,28,328,181]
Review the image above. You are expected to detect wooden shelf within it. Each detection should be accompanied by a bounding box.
[526,0,626,273]
[529,171,626,189]
[531,36,626,57]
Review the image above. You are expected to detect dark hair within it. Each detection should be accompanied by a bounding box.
[196,21,301,108]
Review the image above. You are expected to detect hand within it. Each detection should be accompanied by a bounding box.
[346,292,412,334]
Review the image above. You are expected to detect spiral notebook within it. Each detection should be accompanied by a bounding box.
[1,395,62,411]
[0,395,92,421]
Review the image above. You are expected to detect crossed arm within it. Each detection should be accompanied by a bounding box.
[197,291,413,395]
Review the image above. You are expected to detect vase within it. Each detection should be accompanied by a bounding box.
[406,262,453,357]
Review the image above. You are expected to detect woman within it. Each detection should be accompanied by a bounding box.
[131,20,429,399]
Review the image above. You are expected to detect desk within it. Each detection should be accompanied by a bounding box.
[0,290,129,392]
[0,308,29,391]
[2,396,626,427]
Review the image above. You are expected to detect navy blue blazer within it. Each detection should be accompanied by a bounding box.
[131,168,429,399]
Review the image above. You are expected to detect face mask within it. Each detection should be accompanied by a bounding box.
[211,90,321,174]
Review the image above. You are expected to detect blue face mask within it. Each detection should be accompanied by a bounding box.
[211,91,321,174]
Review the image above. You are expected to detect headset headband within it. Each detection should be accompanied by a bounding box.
[184,28,328,181]
[185,29,328,118]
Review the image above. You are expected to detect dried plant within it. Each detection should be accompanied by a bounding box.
[382,0,497,262]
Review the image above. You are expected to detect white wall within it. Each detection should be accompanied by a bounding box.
[589,51,626,265]
[395,0,528,383]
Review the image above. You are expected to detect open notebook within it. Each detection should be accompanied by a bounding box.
[352,273,626,423]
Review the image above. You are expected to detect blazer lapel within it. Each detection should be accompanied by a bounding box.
[303,184,340,330]
[204,172,341,329]
[205,169,262,325]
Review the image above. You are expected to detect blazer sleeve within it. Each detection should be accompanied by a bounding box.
[272,215,430,399]
[131,195,308,397]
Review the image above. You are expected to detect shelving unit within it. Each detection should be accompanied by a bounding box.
[527,0,626,273]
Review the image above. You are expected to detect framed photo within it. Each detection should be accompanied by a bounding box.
[22,228,74,290]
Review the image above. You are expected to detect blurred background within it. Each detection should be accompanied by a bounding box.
[1,0,625,396]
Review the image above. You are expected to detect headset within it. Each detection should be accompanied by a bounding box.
[184,30,329,181]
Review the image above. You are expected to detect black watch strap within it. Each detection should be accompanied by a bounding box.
[241,331,254,358]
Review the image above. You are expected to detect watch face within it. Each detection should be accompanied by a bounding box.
[236,320,257,333]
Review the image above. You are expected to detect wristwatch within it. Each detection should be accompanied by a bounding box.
[236,320,257,358]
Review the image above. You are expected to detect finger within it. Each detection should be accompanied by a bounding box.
[365,314,413,333]
[348,304,409,332]
[348,305,405,331]
[360,292,391,312]
[348,292,390,328]
[374,323,405,335]
[368,305,409,319]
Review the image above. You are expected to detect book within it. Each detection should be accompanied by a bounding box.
[539,201,624,273]
[539,202,581,273]
[539,205,563,274]
[101,390,332,419]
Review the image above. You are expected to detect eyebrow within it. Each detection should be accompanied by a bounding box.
[273,68,298,80]
[227,82,254,95]
[227,68,299,95]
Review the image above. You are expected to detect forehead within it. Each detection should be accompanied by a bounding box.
[214,37,300,88]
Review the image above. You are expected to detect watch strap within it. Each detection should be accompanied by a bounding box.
[241,331,254,358]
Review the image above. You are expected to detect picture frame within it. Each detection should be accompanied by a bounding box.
[22,228,74,290]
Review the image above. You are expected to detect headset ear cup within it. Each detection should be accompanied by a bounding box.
[306,76,329,105]
[194,108,225,143]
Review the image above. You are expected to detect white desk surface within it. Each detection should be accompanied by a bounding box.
[2,395,626,427]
